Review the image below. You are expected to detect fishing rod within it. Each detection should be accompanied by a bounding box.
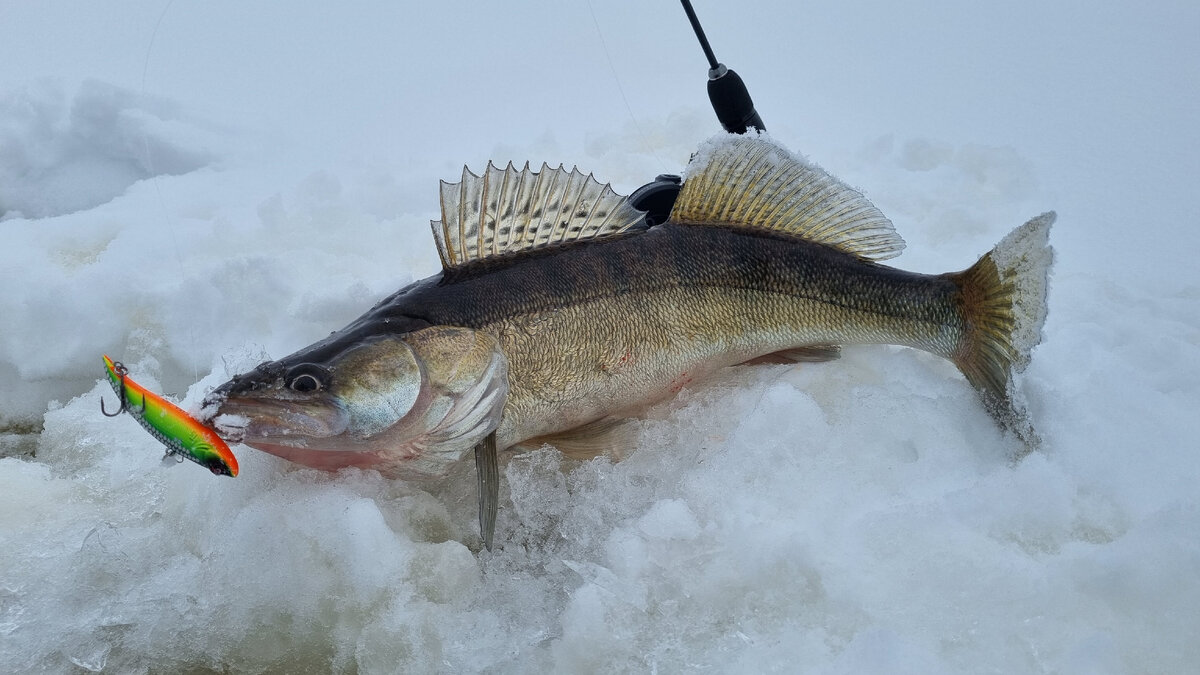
[630,0,765,223]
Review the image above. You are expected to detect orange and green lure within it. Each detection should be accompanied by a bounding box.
[102,355,238,477]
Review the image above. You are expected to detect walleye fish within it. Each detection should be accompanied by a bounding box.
[202,134,1053,548]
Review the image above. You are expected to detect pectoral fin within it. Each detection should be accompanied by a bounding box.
[474,432,499,550]
[740,345,842,366]
[525,416,640,461]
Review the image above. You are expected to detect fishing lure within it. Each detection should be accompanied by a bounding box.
[102,355,239,476]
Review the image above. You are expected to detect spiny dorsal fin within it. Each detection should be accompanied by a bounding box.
[431,162,645,270]
[669,134,905,261]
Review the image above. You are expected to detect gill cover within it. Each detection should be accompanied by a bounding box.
[330,334,424,439]
[368,326,509,477]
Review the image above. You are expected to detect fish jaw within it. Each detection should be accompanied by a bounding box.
[240,441,388,471]
[212,397,415,474]
[212,395,351,442]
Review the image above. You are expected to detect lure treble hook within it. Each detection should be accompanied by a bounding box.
[101,360,145,417]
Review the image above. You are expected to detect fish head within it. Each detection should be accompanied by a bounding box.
[202,324,508,479]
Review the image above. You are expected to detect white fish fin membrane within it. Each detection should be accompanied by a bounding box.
[991,212,1055,369]
[951,211,1055,443]
[430,162,645,270]
[524,416,641,461]
[671,133,905,261]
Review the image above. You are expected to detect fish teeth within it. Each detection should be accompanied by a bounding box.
[212,413,250,443]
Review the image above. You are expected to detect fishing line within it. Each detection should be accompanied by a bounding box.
[139,0,202,386]
[583,0,670,173]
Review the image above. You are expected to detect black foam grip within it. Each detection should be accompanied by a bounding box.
[707,69,765,134]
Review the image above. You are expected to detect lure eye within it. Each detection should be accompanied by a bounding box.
[286,363,330,393]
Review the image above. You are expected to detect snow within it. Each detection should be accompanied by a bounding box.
[2,1,1199,672]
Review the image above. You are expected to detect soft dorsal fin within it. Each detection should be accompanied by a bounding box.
[669,134,905,261]
[431,162,645,270]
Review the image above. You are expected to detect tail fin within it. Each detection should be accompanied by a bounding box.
[950,212,1055,448]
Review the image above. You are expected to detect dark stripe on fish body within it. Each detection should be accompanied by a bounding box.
[432,224,958,324]
[290,224,964,364]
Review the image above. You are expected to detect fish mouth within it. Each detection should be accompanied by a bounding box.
[210,395,350,446]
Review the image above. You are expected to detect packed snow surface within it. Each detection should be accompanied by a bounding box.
[2,1,1199,672]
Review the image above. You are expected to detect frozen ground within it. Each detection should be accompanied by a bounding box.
[2,1,1198,672]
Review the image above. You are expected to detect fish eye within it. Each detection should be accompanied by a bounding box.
[286,363,330,393]
[291,374,321,392]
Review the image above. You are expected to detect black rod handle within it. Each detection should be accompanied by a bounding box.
[707,65,764,134]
